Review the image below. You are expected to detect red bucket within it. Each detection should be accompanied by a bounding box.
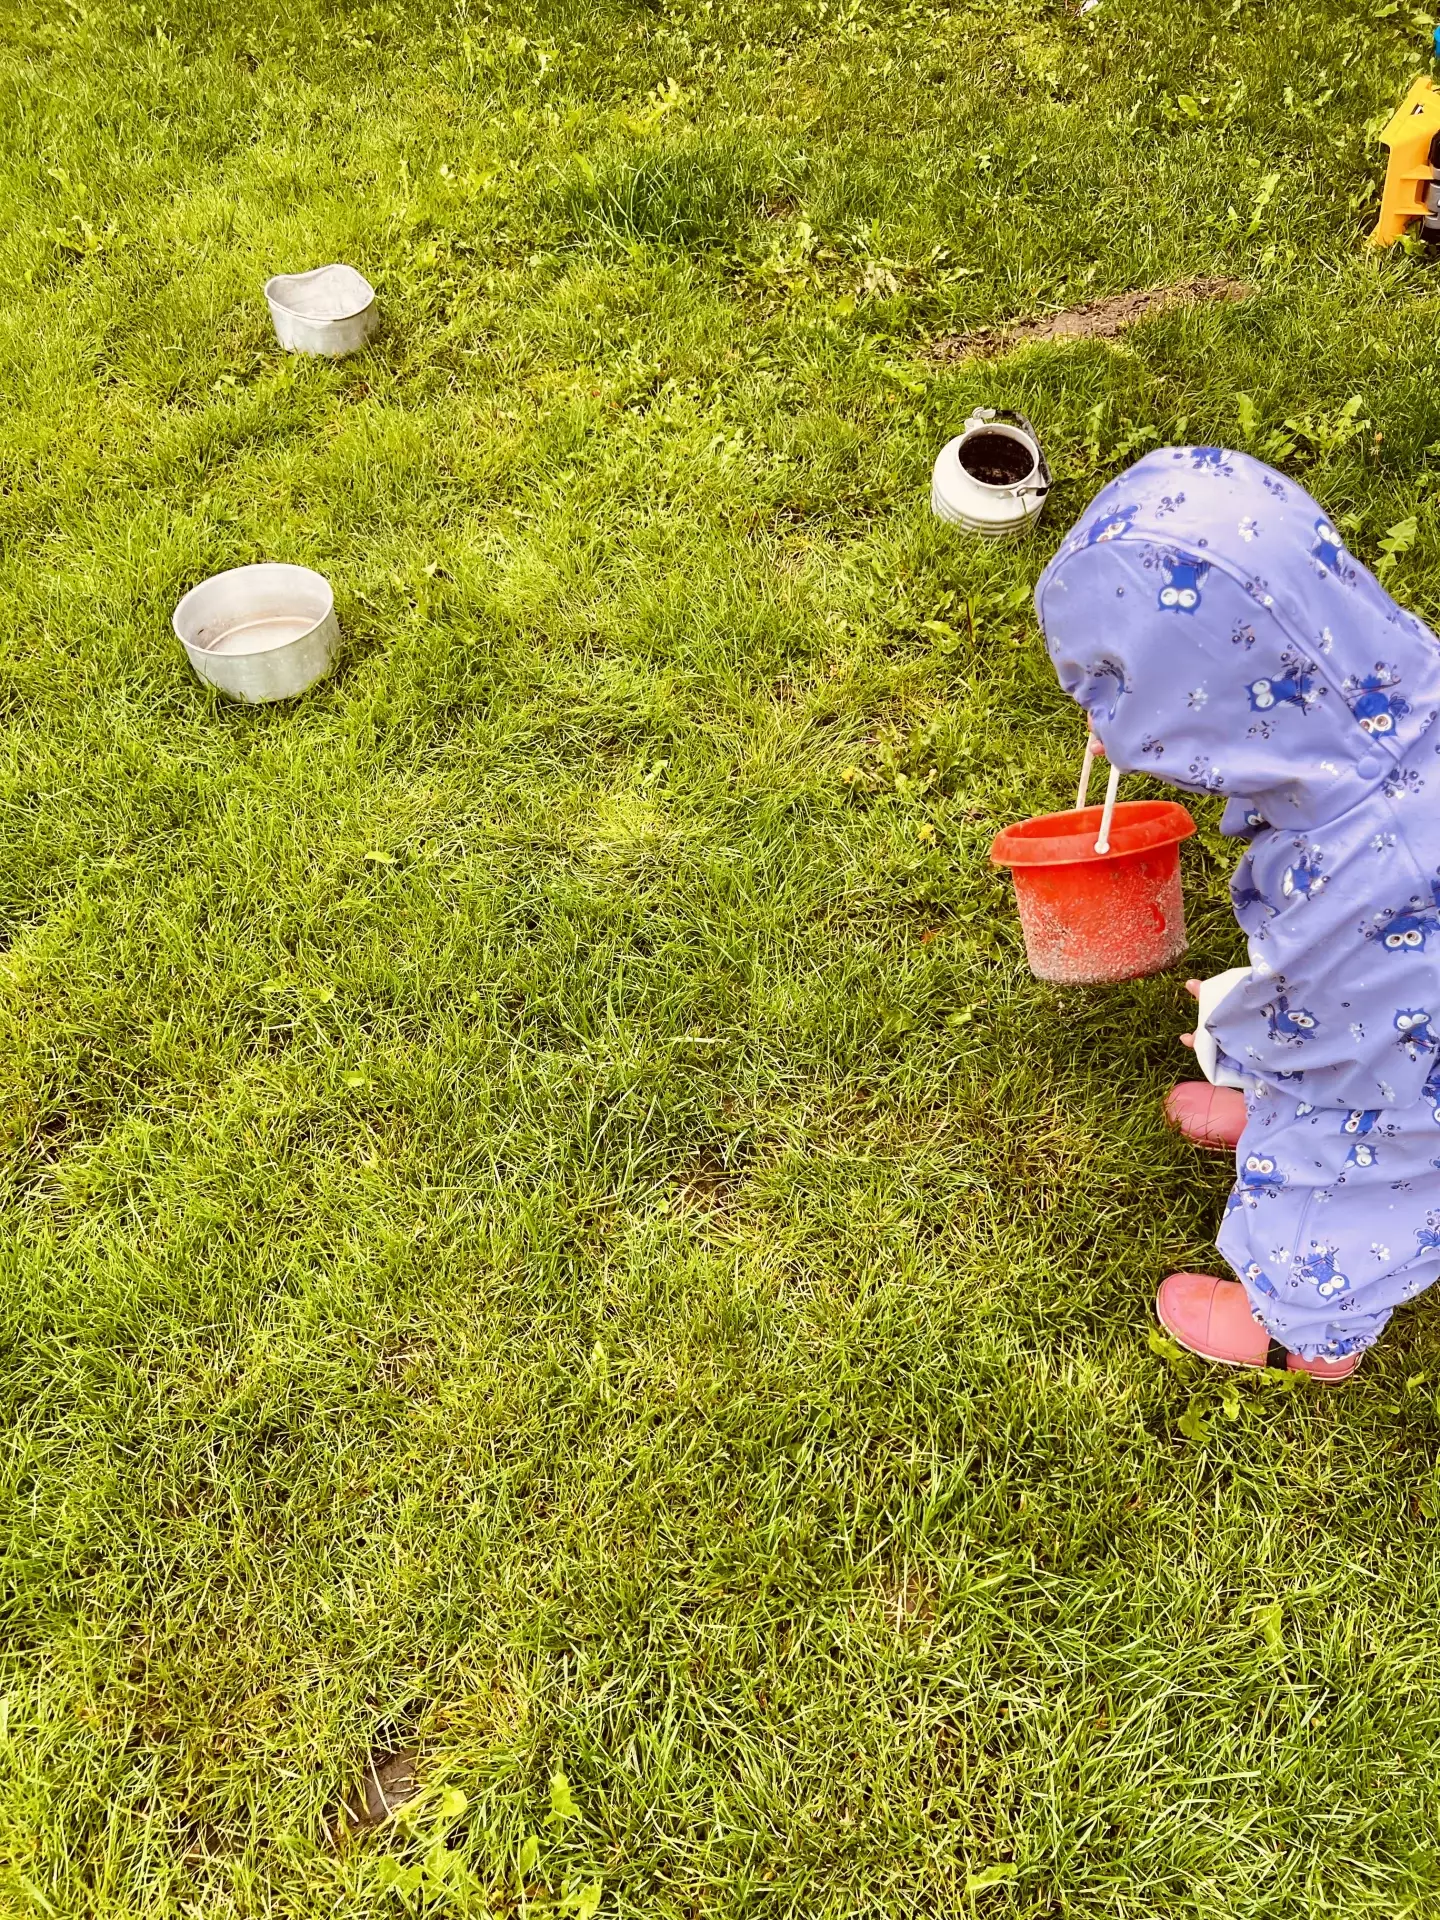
[990,798,1196,984]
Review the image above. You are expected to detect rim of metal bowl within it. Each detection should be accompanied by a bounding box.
[263,269,375,322]
[172,563,335,658]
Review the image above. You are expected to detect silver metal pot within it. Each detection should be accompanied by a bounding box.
[264,264,378,356]
[172,563,339,703]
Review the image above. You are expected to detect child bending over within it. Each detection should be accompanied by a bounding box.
[1036,446,1440,1382]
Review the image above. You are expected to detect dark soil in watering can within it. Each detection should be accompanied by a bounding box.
[958,431,1035,486]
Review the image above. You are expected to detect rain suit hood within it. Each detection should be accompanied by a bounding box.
[1035,445,1440,832]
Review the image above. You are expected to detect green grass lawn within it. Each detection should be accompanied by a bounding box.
[7,0,1440,1912]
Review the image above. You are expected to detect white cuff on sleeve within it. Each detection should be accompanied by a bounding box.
[1191,965,1252,1089]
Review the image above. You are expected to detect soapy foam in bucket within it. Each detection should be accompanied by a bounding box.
[1013,858,1185,984]
[958,430,1036,487]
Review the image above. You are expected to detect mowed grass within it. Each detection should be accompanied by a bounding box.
[6,0,1440,1913]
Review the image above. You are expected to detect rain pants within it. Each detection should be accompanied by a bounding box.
[1036,446,1440,1359]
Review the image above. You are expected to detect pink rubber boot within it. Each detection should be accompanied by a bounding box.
[1156,1273,1360,1383]
[1164,1082,1247,1151]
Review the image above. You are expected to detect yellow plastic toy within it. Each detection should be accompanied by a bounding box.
[1371,75,1440,246]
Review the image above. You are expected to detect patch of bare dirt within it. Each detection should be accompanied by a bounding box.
[862,1568,937,1635]
[928,276,1251,362]
[673,1141,754,1219]
[675,1162,740,1214]
[329,1748,421,1844]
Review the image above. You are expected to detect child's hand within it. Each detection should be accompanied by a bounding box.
[1180,976,1201,1050]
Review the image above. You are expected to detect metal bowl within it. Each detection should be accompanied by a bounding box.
[172,563,339,703]
[264,264,378,356]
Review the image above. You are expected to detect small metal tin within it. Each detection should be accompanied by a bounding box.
[264,264,378,356]
[172,563,339,703]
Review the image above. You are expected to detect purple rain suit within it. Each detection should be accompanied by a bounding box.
[1035,446,1440,1359]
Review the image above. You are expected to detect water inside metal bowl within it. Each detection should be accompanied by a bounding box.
[173,563,339,703]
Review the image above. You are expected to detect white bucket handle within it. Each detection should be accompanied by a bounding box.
[1076,738,1121,855]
